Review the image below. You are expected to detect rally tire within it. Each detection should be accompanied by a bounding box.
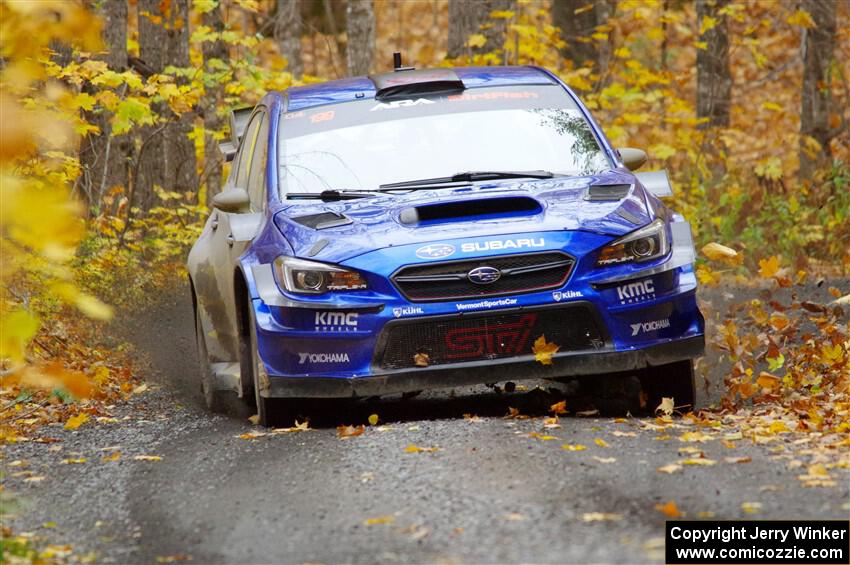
[242,295,292,427]
[195,305,228,413]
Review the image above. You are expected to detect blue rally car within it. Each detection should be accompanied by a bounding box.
[188,60,705,425]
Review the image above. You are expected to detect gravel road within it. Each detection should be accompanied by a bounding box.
[3,280,848,564]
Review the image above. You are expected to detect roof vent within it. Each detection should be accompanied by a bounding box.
[370,67,465,101]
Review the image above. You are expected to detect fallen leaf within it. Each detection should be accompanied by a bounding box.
[655,500,682,518]
[337,425,365,438]
[611,431,637,437]
[248,414,260,425]
[133,455,162,461]
[594,438,610,448]
[576,409,599,417]
[413,352,429,367]
[655,397,674,416]
[102,451,121,462]
[657,463,682,474]
[61,457,86,464]
[550,400,567,414]
[741,502,762,514]
[367,414,379,426]
[364,515,394,526]
[593,456,616,464]
[463,413,483,422]
[679,431,713,443]
[238,430,267,440]
[543,416,561,429]
[24,475,46,483]
[504,512,527,521]
[132,383,148,394]
[724,456,751,464]
[528,432,558,441]
[581,512,622,522]
[561,443,587,451]
[532,335,560,365]
[64,413,89,431]
[682,458,717,466]
[504,407,529,420]
[405,444,439,453]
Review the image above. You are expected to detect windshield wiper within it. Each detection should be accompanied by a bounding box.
[378,170,554,190]
[286,190,385,202]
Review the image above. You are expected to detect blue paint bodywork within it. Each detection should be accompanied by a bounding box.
[199,65,704,391]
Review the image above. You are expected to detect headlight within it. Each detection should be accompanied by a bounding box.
[596,219,669,267]
[273,256,368,294]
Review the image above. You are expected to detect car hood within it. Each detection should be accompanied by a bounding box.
[272,170,656,263]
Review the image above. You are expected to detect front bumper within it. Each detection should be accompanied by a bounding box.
[262,334,704,398]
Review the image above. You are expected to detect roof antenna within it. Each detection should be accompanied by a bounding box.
[392,52,414,72]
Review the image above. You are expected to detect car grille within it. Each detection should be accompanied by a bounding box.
[376,304,606,370]
[391,252,575,302]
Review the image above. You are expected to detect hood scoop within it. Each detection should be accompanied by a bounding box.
[398,196,542,226]
[584,184,631,201]
[291,211,352,230]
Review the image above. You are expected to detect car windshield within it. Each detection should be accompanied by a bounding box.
[278,84,612,196]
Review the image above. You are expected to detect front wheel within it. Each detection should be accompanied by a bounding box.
[241,295,292,427]
[195,305,228,413]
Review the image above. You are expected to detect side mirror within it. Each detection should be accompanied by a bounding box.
[618,147,648,171]
[212,188,251,213]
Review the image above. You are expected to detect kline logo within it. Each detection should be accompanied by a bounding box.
[370,98,435,111]
[460,238,544,253]
[616,279,655,304]
[298,352,350,364]
[630,318,670,336]
[467,266,501,285]
[315,312,358,331]
[553,290,583,302]
[416,243,455,259]
[393,306,424,318]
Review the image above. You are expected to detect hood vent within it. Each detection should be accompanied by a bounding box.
[584,184,631,201]
[291,212,352,230]
[398,196,542,226]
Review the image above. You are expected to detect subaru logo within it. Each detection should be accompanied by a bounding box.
[415,243,455,259]
[467,266,502,285]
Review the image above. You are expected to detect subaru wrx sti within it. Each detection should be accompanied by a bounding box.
[188,61,704,425]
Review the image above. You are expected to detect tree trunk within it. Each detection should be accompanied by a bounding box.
[202,1,229,204]
[447,0,515,59]
[78,0,129,213]
[799,0,837,179]
[137,0,198,209]
[275,0,303,79]
[696,0,731,129]
[552,0,599,67]
[346,0,375,76]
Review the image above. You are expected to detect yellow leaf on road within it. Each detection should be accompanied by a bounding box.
[64,413,89,431]
[655,397,674,417]
[561,443,587,451]
[364,515,395,526]
[61,457,86,464]
[550,400,567,414]
[133,455,162,461]
[594,438,610,448]
[368,414,379,426]
[655,500,682,518]
[657,463,682,474]
[741,502,762,514]
[682,458,717,466]
[582,512,622,522]
[405,444,439,453]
